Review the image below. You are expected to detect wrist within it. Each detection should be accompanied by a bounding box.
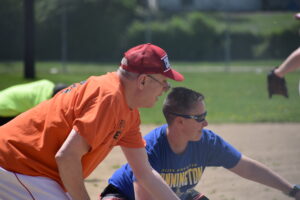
[273,68,284,78]
[287,184,300,198]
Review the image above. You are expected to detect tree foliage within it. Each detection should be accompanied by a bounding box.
[1,1,298,61]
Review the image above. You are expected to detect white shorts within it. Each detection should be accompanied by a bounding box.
[0,167,71,200]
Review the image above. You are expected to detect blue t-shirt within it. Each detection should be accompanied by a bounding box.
[108,124,241,199]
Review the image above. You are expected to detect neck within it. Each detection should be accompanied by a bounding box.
[117,71,137,109]
[166,126,188,154]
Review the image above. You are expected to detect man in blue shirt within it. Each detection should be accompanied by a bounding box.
[100,87,300,200]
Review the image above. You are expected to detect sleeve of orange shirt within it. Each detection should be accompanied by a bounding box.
[73,93,117,149]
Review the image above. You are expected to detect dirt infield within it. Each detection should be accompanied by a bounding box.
[85,123,300,200]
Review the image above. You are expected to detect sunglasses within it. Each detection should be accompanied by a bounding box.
[167,111,207,123]
[147,75,171,92]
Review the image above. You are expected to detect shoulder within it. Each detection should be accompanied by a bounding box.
[78,73,123,102]
[60,74,122,115]
[201,128,218,141]
[144,125,167,140]
[200,128,225,146]
[23,79,55,90]
[144,125,167,148]
[36,79,54,85]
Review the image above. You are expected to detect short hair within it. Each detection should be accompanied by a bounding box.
[162,87,205,125]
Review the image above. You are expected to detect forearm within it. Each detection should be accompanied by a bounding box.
[134,181,157,200]
[121,147,179,200]
[275,47,300,77]
[55,129,91,200]
[56,156,90,200]
[135,168,179,200]
[244,164,292,193]
[231,156,293,194]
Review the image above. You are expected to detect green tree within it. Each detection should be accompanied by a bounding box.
[0,0,23,60]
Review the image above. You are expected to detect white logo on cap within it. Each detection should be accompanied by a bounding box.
[161,55,171,72]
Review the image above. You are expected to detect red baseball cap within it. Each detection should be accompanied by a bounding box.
[121,43,184,81]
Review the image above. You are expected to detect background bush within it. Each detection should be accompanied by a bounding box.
[1,0,299,62]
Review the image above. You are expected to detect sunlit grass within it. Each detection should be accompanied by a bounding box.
[1,61,299,123]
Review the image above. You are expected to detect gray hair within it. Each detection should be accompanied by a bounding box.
[118,57,140,80]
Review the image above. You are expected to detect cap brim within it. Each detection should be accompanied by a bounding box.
[163,69,184,81]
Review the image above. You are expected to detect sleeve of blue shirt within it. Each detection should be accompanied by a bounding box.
[204,129,242,169]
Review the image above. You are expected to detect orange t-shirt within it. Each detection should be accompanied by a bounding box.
[0,72,145,188]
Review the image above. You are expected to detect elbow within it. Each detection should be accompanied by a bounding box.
[132,166,153,183]
[55,151,63,164]
[55,150,68,165]
[134,169,148,181]
[135,168,158,186]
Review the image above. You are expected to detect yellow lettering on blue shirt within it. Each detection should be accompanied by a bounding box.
[160,166,203,188]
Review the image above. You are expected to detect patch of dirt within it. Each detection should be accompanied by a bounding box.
[85,123,300,200]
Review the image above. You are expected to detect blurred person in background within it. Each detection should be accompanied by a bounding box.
[0,79,67,125]
[100,87,300,200]
[0,43,184,200]
[267,13,300,98]
[267,47,300,98]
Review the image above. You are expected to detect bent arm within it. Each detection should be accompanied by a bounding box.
[55,129,91,200]
[229,155,293,195]
[121,146,179,200]
[275,47,300,77]
[134,179,157,200]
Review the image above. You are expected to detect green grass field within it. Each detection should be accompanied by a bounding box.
[1,61,299,124]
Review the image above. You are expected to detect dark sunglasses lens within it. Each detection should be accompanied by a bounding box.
[195,112,207,122]
[195,118,205,122]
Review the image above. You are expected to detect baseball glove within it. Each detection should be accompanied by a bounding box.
[267,68,288,98]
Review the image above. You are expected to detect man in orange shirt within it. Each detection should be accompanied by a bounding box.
[0,43,184,200]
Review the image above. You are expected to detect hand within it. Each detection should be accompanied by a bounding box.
[267,68,288,98]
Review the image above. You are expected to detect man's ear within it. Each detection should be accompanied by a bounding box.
[174,116,184,126]
[172,116,184,133]
[137,74,147,90]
